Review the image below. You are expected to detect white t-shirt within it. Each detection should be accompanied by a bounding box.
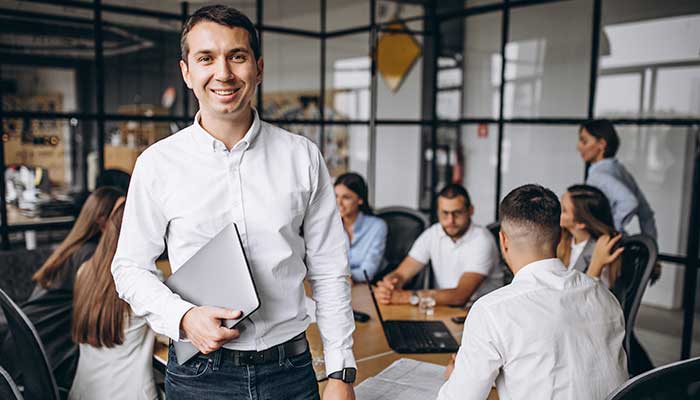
[408,222,502,300]
[568,239,589,269]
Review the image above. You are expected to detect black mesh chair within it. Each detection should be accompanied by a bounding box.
[0,366,23,400]
[606,356,700,400]
[485,222,513,286]
[0,288,60,400]
[611,234,658,377]
[375,207,430,289]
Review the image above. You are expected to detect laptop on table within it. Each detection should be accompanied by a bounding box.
[364,270,459,354]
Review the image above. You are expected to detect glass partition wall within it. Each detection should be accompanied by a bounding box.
[1,0,698,361]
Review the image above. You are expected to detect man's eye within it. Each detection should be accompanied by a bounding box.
[198,56,211,62]
[231,54,245,61]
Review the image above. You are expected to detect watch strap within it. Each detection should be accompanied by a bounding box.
[328,367,357,383]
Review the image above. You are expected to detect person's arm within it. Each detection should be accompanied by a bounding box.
[350,220,388,283]
[437,303,503,400]
[111,156,240,353]
[589,174,638,232]
[375,256,425,304]
[433,272,486,306]
[302,146,356,397]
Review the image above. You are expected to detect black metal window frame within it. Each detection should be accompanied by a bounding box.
[0,0,698,360]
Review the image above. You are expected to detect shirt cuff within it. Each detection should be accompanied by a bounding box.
[167,299,196,341]
[324,348,357,375]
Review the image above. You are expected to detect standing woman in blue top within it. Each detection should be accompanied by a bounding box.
[577,119,658,240]
[334,173,388,282]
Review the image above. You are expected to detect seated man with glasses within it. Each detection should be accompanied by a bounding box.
[375,184,502,307]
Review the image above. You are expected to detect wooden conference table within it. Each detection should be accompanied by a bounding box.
[153,277,498,399]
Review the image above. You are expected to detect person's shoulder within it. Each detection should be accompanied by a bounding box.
[365,214,388,230]
[470,283,519,310]
[260,121,318,150]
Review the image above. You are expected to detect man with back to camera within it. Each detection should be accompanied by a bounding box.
[111,5,356,399]
[375,184,502,307]
[438,184,628,400]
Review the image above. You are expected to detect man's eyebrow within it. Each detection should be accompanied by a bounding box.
[192,49,214,56]
[227,47,250,54]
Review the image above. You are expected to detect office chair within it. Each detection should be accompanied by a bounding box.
[375,207,430,289]
[485,222,513,285]
[606,356,700,400]
[611,234,658,377]
[0,366,23,400]
[0,288,60,400]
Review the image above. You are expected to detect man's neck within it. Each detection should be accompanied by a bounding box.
[199,108,254,150]
[509,251,555,275]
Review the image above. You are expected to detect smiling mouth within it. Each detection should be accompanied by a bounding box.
[212,88,241,96]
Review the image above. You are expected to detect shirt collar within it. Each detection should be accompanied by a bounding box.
[589,157,616,174]
[191,108,261,153]
[512,258,566,282]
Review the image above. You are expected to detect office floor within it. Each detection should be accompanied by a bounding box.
[636,304,700,367]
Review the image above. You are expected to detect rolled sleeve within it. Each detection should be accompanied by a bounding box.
[303,148,356,371]
[111,155,195,341]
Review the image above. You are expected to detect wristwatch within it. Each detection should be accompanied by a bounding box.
[328,368,357,383]
[409,291,419,306]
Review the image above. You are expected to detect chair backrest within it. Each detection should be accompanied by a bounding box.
[375,207,429,287]
[485,222,513,285]
[0,366,23,400]
[611,234,657,354]
[0,288,59,400]
[606,356,700,400]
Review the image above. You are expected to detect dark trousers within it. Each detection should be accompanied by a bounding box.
[165,344,320,400]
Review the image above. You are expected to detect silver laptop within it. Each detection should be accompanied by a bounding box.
[165,223,260,364]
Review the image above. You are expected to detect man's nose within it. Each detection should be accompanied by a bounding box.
[215,58,234,81]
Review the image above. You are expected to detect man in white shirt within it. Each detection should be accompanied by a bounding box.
[438,184,628,400]
[111,5,355,400]
[375,184,502,307]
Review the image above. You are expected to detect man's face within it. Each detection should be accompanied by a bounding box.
[180,22,263,121]
[576,128,606,163]
[437,196,473,239]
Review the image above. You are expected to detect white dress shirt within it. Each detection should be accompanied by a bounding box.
[408,223,502,301]
[438,258,628,400]
[111,110,356,373]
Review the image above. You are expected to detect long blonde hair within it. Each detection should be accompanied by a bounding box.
[33,187,124,289]
[72,200,129,348]
[557,184,621,286]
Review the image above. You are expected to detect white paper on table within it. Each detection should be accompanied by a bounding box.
[355,358,446,400]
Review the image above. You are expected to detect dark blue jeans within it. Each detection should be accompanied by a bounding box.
[165,344,320,400]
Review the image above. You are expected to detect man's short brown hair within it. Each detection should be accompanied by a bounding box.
[499,184,561,248]
[180,5,260,63]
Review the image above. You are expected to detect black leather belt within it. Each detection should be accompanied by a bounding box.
[212,332,308,366]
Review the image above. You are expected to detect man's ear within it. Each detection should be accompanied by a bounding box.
[499,230,507,254]
[468,205,474,218]
[255,57,264,86]
[180,59,192,89]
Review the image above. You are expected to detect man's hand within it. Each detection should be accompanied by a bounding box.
[323,379,355,400]
[375,275,401,304]
[444,354,457,380]
[180,306,242,354]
